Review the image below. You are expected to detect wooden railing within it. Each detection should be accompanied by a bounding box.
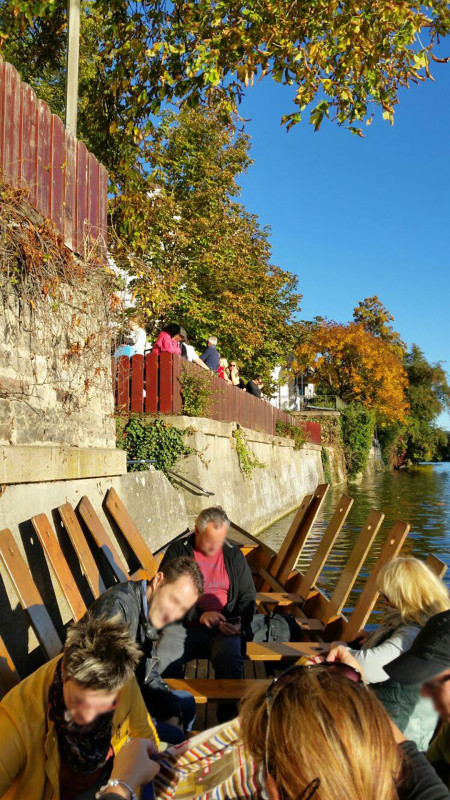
[0,56,107,255]
[113,352,321,444]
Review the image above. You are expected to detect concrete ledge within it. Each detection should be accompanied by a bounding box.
[163,415,321,450]
[0,445,127,484]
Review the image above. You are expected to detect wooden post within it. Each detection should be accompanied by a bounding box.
[65,0,81,135]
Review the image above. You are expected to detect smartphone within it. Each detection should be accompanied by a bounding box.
[225,616,241,625]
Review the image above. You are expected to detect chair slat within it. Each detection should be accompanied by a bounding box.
[321,508,385,624]
[165,678,268,703]
[343,520,410,641]
[105,488,158,578]
[31,514,87,621]
[276,484,329,586]
[58,503,106,598]
[247,641,329,661]
[0,529,62,659]
[78,496,129,582]
[426,553,448,580]
[261,494,313,588]
[298,494,353,599]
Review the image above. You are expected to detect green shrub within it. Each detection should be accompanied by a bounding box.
[275,419,308,450]
[232,427,266,478]
[116,415,194,474]
[321,447,333,485]
[340,403,375,478]
[179,363,217,417]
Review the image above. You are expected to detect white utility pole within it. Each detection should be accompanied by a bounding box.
[65,0,81,135]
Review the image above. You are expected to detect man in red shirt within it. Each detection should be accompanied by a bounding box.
[156,507,256,720]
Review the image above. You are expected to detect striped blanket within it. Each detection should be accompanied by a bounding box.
[153,718,263,799]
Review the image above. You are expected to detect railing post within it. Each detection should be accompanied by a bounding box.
[145,352,159,415]
[159,352,174,414]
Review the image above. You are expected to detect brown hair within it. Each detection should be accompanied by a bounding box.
[240,666,401,800]
[63,614,141,692]
[161,555,204,596]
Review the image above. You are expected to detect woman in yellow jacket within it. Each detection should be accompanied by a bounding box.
[0,615,159,800]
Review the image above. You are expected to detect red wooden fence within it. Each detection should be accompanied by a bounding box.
[114,353,321,444]
[0,56,107,255]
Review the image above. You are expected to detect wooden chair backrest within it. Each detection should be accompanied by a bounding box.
[426,553,448,580]
[0,528,62,659]
[342,520,410,641]
[31,514,87,621]
[320,508,385,625]
[297,493,354,599]
[58,503,106,599]
[0,636,19,697]
[105,488,158,578]
[78,496,128,582]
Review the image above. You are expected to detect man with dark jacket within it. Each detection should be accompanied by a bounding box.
[200,335,220,372]
[156,506,256,721]
[89,555,204,744]
[246,376,263,398]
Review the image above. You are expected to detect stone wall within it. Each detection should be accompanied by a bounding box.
[161,416,324,532]
[0,287,115,450]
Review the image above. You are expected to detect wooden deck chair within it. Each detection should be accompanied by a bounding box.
[0,528,62,659]
[305,509,385,627]
[259,484,329,591]
[341,520,410,642]
[31,514,87,621]
[285,493,354,601]
[78,496,129,582]
[58,503,106,599]
[105,488,158,578]
[426,553,448,580]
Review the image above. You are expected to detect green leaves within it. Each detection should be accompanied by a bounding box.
[116,415,195,475]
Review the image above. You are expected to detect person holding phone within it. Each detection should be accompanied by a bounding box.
[156,506,256,722]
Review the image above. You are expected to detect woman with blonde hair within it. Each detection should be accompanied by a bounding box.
[342,556,449,748]
[240,662,446,800]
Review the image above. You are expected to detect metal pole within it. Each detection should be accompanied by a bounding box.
[65,0,81,135]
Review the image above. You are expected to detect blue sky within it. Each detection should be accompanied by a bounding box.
[237,60,450,428]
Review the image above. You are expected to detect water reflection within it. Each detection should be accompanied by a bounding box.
[260,463,450,621]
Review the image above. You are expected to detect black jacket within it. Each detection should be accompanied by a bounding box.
[246,380,262,398]
[399,741,450,799]
[89,580,181,720]
[160,533,256,636]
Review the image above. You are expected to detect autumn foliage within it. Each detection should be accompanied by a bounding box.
[294,321,409,422]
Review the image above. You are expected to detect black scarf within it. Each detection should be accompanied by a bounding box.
[48,660,114,775]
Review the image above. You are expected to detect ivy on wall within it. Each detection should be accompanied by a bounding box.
[116,415,196,475]
[232,426,266,479]
[275,419,308,450]
[340,403,375,478]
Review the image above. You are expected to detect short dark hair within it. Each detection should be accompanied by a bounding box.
[161,555,204,595]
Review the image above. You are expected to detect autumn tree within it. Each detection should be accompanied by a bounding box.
[112,107,301,381]
[1,0,449,189]
[353,296,406,354]
[294,321,408,421]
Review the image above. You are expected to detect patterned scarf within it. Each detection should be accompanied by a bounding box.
[48,660,114,775]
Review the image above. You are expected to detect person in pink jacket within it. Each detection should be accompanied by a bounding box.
[152,323,186,355]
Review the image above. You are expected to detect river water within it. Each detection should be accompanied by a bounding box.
[260,463,450,622]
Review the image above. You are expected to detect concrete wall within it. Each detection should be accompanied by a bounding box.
[161,416,324,532]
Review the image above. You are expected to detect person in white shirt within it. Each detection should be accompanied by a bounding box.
[124,316,148,356]
[181,335,210,370]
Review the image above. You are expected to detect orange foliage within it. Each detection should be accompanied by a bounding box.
[294,322,408,421]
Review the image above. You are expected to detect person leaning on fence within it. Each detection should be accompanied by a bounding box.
[240,659,450,800]
[218,358,231,381]
[88,556,204,746]
[246,375,263,398]
[155,506,256,723]
[180,333,210,370]
[200,336,220,372]
[151,323,186,356]
[123,315,148,356]
[0,614,159,800]
[228,361,245,388]
[333,557,450,749]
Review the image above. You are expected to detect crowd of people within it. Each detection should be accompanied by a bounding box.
[0,505,449,799]
[114,319,266,398]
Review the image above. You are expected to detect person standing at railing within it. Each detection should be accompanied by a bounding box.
[123,315,148,356]
[180,334,210,370]
[246,375,264,398]
[228,361,245,388]
[218,358,232,381]
[151,323,186,356]
[200,336,220,372]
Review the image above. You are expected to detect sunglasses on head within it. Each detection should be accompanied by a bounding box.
[264,662,362,800]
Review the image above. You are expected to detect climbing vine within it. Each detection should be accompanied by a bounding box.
[116,415,197,475]
[275,419,309,450]
[340,403,375,478]
[232,426,266,479]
